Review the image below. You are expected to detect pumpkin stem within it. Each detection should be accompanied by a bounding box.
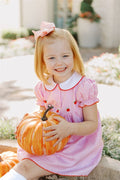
[41,104,54,121]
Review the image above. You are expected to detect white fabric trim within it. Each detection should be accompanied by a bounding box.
[45,72,82,90]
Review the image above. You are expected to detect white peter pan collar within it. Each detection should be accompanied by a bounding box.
[45,72,82,90]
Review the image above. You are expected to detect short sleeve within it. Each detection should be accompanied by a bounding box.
[34,82,45,106]
[76,77,99,108]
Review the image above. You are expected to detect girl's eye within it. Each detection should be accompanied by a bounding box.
[49,57,55,60]
[63,55,69,58]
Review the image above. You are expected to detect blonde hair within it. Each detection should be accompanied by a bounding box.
[34,28,85,84]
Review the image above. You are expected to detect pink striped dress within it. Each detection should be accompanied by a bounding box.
[17,72,103,176]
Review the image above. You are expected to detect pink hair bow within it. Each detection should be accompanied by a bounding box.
[32,21,55,40]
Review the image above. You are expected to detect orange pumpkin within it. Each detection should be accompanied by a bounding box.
[16,105,70,155]
[0,151,19,177]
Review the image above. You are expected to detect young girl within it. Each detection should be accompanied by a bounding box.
[1,21,103,180]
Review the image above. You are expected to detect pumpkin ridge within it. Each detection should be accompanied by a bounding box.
[17,114,39,132]
[16,118,35,140]
[4,160,12,169]
[0,163,9,177]
[32,122,43,155]
[0,151,19,177]
[20,121,38,154]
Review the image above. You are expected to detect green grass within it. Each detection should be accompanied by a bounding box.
[102,117,120,160]
[0,117,18,139]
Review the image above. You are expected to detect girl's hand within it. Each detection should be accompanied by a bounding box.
[43,115,71,147]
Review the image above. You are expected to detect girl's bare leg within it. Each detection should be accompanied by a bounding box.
[13,159,52,180]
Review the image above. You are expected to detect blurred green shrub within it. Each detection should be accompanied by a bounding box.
[66,14,79,43]
[102,117,120,160]
[1,27,38,39]
[27,28,38,36]
[80,0,101,22]
[2,28,29,39]
[0,117,17,139]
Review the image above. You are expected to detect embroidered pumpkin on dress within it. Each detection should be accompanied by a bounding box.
[0,151,19,177]
[16,105,70,155]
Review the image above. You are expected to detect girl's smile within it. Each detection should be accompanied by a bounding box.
[43,38,74,83]
[55,67,67,72]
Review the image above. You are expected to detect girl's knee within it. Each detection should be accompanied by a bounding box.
[14,159,51,179]
[14,159,33,178]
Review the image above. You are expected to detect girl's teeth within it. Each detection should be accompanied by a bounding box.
[55,67,66,72]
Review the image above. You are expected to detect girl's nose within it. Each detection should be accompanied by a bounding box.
[56,57,62,65]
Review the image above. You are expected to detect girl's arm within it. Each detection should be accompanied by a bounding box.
[43,104,98,146]
[70,104,98,136]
